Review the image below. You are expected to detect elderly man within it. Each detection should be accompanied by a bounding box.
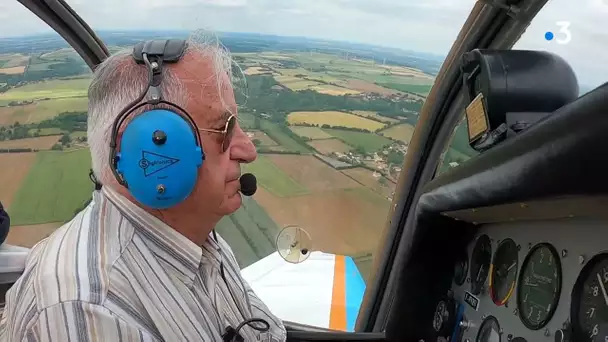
[0,39,286,342]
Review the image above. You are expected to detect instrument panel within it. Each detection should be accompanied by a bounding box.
[439,219,608,342]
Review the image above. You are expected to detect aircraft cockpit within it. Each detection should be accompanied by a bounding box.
[0,0,606,341]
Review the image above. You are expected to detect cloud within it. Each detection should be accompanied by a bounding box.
[514,0,607,88]
[0,0,606,88]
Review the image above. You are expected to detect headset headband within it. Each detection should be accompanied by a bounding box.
[108,39,202,188]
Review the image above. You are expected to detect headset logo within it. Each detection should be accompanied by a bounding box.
[139,151,180,177]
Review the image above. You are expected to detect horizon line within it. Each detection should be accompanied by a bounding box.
[0,29,447,60]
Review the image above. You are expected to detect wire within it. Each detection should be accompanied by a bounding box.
[212,230,271,341]
[235,318,270,336]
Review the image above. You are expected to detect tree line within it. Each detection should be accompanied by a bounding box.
[236,75,424,119]
[0,59,86,89]
[0,111,86,141]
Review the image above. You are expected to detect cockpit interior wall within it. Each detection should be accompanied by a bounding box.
[385,82,608,341]
[0,201,8,245]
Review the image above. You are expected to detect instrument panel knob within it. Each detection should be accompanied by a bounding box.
[554,329,571,342]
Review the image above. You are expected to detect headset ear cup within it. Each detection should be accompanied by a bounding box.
[116,109,203,209]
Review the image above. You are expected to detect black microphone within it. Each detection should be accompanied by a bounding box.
[239,173,257,196]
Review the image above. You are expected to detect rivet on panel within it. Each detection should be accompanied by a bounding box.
[561,249,568,258]
[579,255,586,264]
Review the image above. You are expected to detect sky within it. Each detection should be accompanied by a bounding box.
[0,0,606,88]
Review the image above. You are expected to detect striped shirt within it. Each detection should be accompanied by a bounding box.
[0,187,286,341]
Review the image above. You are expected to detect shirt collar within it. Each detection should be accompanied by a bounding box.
[101,186,206,285]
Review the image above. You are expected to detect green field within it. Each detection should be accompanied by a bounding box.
[0,79,90,102]
[28,128,64,136]
[378,82,433,96]
[322,128,393,153]
[27,62,56,72]
[35,97,88,112]
[9,149,93,225]
[243,155,309,197]
[216,216,259,267]
[1,97,88,125]
[41,48,81,61]
[437,122,480,175]
[260,120,311,153]
[237,112,256,129]
[449,121,479,158]
[70,131,87,138]
[0,55,28,68]
[216,197,280,268]
[290,126,334,140]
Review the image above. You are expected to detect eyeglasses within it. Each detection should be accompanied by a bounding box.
[198,114,237,153]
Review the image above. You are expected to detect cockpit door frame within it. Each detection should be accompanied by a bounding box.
[18,0,109,68]
[356,0,550,340]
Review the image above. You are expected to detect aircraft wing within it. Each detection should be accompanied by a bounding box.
[241,251,366,332]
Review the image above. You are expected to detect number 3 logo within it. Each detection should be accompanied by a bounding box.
[556,21,571,45]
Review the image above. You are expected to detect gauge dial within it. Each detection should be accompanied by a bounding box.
[517,243,562,330]
[470,234,492,295]
[571,253,608,342]
[454,251,469,286]
[490,238,518,306]
[476,315,501,342]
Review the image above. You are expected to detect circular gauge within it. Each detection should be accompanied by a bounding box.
[490,239,518,306]
[476,315,501,342]
[470,234,492,295]
[571,252,608,342]
[454,251,469,286]
[517,243,562,330]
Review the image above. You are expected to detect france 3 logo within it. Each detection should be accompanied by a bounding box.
[544,21,571,44]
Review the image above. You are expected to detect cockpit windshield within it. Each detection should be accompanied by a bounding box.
[0,0,605,331]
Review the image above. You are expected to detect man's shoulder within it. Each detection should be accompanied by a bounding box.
[16,202,131,308]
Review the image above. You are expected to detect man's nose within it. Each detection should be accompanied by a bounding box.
[229,125,257,163]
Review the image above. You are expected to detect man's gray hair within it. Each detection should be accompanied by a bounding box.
[87,32,242,184]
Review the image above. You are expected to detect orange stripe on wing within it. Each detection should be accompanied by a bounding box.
[329,255,347,331]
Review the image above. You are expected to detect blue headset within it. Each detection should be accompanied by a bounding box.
[108,39,205,209]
